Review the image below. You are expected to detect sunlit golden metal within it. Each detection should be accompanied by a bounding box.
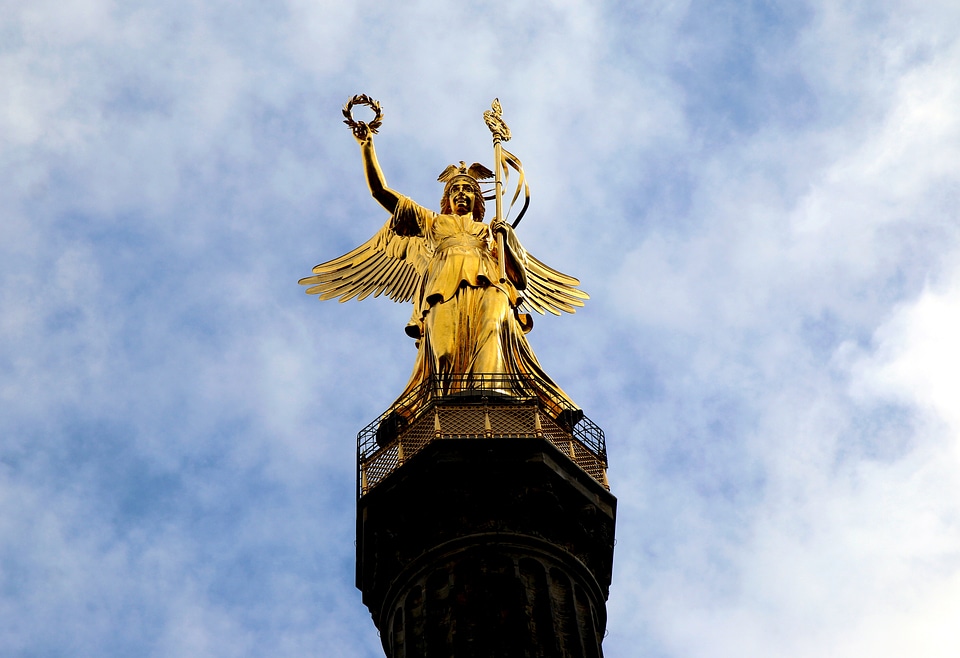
[299,95,589,420]
[484,98,509,283]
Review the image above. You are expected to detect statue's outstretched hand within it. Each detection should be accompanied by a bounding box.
[352,121,372,144]
[490,218,508,235]
[343,94,382,145]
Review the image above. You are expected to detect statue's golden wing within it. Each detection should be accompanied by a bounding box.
[519,253,589,316]
[299,221,430,303]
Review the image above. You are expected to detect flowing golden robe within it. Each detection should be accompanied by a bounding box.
[387,196,574,418]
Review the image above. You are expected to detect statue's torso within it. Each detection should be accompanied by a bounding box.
[422,212,502,305]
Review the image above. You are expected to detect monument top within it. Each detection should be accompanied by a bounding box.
[299,96,598,489]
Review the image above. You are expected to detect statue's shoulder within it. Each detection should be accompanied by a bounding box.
[391,195,437,236]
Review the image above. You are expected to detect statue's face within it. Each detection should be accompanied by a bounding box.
[447,180,476,216]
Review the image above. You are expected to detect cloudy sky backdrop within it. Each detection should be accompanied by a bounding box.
[3,0,960,656]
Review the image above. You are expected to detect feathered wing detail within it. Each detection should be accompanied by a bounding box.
[518,252,589,316]
[298,221,431,304]
[467,163,494,181]
[436,164,461,183]
[437,162,493,183]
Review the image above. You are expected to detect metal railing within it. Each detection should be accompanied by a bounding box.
[357,374,607,496]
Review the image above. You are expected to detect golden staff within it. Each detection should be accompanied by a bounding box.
[483,99,512,284]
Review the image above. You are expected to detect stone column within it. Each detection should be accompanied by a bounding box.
[357,432,616,658]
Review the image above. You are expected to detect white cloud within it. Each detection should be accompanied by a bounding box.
[850,253,960,450]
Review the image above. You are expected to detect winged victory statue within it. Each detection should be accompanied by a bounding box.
[299,96,588,426]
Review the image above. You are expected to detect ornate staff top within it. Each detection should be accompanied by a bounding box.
[483,98,512,142]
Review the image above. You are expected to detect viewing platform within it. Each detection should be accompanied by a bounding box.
[357,374,608,496]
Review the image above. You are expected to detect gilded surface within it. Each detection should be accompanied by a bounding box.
[300,96,588,419]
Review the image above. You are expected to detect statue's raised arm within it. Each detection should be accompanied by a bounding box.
[355,130,401,215]
[300,95,588,421]
[342,95,400,214]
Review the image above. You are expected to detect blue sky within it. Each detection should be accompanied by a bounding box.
[3,0,960,656]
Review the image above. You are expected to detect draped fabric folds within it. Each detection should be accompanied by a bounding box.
[300,194,590,423]
[388,196,573,420]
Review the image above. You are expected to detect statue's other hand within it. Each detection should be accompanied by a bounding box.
[490,218,508,235]
[352,121,371,143]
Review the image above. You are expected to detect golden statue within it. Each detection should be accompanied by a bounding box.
[300,96,588,424]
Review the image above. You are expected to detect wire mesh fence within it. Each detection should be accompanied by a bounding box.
[357,374,607,496]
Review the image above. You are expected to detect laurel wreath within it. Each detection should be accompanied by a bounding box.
[342,94,384,135]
